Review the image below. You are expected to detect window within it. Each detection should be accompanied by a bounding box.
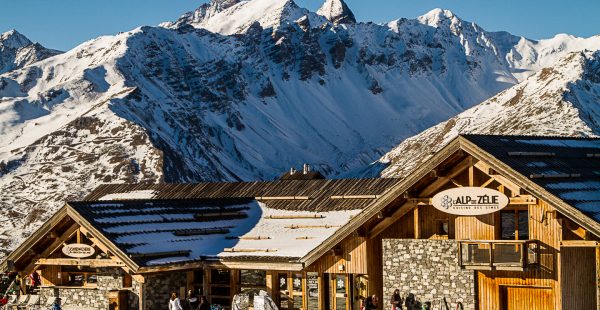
[67,274,84,286]
[211,269,230,285]
[240,270,266,287]
[501,210,529,240]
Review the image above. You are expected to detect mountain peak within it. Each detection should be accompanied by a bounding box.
[1,29,32,49]
[417,8,462,28]
[317,0,356,25]
[164,0,324,35]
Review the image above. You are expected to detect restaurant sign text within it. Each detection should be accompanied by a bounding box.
[62,243,95,258]
[432,187,509,216]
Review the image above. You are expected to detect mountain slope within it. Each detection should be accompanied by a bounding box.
[375,50,600,178]
[1,0,600,258]
[0,29,61,74]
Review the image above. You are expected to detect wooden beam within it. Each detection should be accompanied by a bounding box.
[560,240,600,247]
[414,207,421,239]
[330,195,380,199]
[509,196,537,205]
[367,201,415,239]
[474,161,521,194]
[422,156,476,197]
[368,156,476,239]
[480,177,495,188]
[24,223,80,273]
[35,258,126,267]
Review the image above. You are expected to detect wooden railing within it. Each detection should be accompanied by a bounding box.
[458,240,539,271]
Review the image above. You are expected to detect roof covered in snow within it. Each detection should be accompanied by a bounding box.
[70,178,400,267]
[464,134,600,223]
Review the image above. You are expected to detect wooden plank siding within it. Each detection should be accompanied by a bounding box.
[561,247,597,309]
[476,200,562,310]
[306,235,368,274]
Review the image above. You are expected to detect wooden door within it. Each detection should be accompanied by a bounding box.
[500,286,553,310]
[330,274,350,310]
[278,272,305,310]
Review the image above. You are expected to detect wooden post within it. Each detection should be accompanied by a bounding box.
[203,268,210,301]
[414,207,421,239]
[597,247,600,310]
[266,271,274,298]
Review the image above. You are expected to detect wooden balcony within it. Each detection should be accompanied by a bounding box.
[458,240,539,271]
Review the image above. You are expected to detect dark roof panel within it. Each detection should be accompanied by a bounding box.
[463,134,600,223]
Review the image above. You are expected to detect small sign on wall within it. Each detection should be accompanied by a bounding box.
[432,187,509,215]
[62,244,95,258]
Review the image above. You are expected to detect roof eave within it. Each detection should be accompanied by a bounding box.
[300,138,463,266]
[1,205,70,273]
[64,203,141,273]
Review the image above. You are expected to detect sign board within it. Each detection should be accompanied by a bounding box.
[432,187,509,216]
[62,243,95,258]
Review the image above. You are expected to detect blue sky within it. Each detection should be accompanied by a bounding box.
[1,0,599,51]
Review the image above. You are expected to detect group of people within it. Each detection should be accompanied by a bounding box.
[362,290,428,310]
[169,290,211,310]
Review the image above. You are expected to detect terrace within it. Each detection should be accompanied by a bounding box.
[458,240,539,271]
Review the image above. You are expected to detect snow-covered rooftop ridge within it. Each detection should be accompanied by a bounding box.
[72,193,372,266]
[316,0,356,25]
[98,190,158,201]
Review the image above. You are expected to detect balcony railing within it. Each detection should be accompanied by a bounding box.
[458,240,539,271]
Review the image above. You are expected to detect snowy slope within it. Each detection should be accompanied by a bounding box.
[1,0,600,258]
[375,51,600,178]
[0,29,61,74]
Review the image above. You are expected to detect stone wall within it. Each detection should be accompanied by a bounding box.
[144,271,188,310]
[39,268,128,309]
[382,239,476,310]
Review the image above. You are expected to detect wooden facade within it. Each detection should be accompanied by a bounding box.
[2,135,600,310]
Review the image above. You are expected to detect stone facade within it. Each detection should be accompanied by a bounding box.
[144,271,188,310]
[382,239,476,310]
[39,268,130,310]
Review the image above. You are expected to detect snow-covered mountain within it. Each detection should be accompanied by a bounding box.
[375,50,600,178]
[0,29,61,74]
[1,0,600,257]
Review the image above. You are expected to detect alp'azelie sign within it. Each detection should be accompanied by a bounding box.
[62,244,95,258]
[432,187,509,216]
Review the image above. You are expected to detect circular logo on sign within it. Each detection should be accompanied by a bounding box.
[441,195,453,209]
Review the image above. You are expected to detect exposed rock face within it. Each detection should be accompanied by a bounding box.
[317,0,356,25]
[0,29,61,74]
[374,51,600,178]
[1,1,600,259]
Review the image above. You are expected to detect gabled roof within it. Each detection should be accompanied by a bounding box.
[302,135,600,266]
[69,178,400,269]
[463,134,600,223]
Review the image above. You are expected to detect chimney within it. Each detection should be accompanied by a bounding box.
[303,163,311,174]
[290,167,297,175]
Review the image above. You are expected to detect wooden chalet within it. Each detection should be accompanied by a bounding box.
[2,134,600,310]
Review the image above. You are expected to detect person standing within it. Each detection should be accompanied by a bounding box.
[52,297,62,310]
[188,289,199,310]
[365,294,378,310]
[199,296,211,310]
[170,292,184,310]
[390,289,403,310]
